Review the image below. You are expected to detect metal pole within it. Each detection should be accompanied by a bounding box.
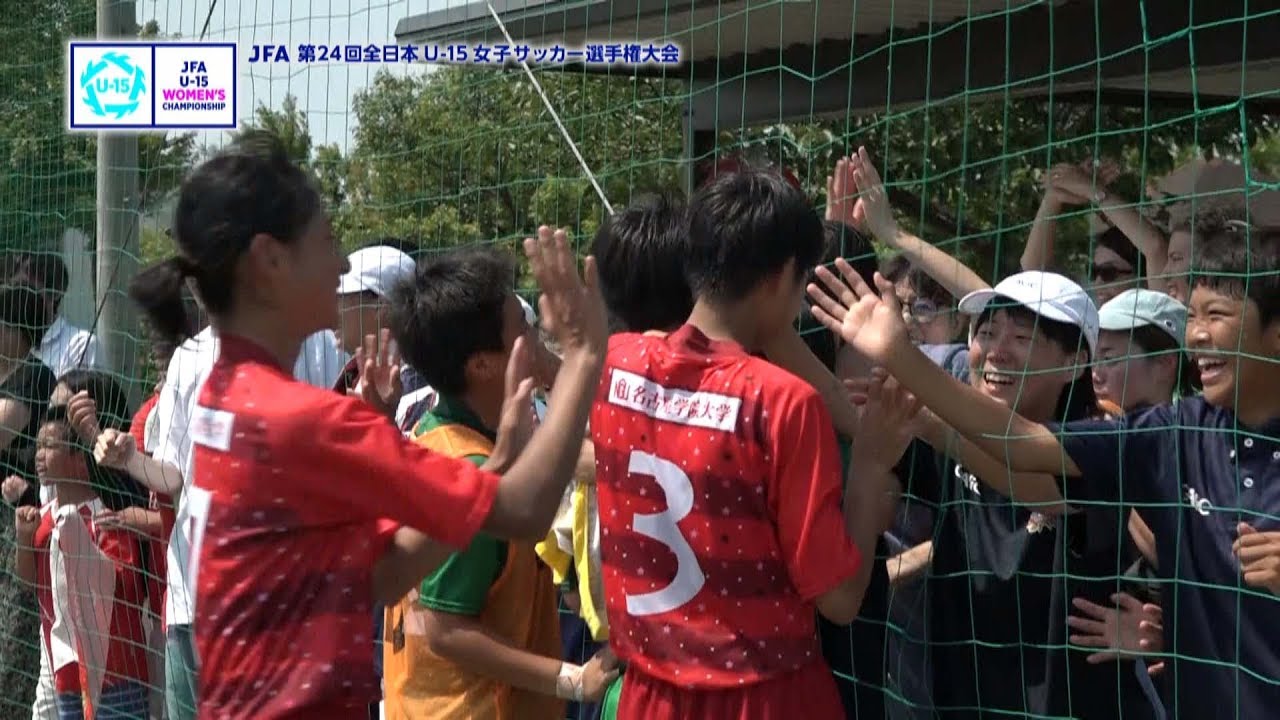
[95,0,141,406]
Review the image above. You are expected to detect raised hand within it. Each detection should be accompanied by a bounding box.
[2,475,29,505]
[851,368,923,470]
[1235,523,1280,596]
[1067,592,1164,673]
[488,336,537,473]
[67,391,102,445]
[354,329,403,419]
[1048,162,1105,203]
[94,428,137,470]
[838,147,897,240]
[826,156,865,230]
[808,262,910,365]
[524,226,608,359]
[14,505,40,544]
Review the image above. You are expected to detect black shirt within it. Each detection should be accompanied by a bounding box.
[905,439,1155,720]
[0,354,56,499]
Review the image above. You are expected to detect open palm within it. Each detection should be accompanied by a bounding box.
[807,259,910,364]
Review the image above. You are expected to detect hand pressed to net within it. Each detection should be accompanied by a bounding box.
[1067,592,1164,674]
[808,261,912,366]
[94,428,137,470]
[354,328,403,419]
[2,475,28,505]
[523,226,608,360]
[846,368,921,471]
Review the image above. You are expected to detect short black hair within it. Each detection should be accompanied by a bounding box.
[686,168,824,303]
[800,221,877,370]
[58,369,133,430]
[388,248,514,396]
[880,254,912,284]
[1188,207,1280,328]
[0,285,48,350]
[591,194,693,333]
[129,131,322,349]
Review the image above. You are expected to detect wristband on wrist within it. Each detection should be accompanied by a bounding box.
[555,662,585,702]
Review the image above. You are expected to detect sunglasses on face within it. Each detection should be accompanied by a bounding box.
[1090,264,1136,283]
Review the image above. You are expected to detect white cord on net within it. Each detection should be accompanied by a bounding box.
[485,0,614,216]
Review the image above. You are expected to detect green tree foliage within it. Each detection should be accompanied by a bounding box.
[0,3,197,252]
[338,67,683,251]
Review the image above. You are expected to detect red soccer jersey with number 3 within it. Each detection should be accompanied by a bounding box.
[591,326,861,715]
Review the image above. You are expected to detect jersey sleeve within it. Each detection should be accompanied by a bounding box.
[417,534,507,615]
[1047,404,1174,508]
[293,395,501,550]
[768,386,861,601]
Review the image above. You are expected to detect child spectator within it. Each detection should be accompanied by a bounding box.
[114,131,608,719]
[809,203,1280,718]
[13,405,151,719]
[1092,288,1198,410]
[381,248,616,719]
[592,168,886,718]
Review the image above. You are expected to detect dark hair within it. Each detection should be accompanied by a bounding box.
[129,131,322,349]
[0,285,48,351]
[1121,325,1201,397]
[40,406,147,512]
[10,251,70,297]
[975,301,1099,421]
[388,248,514,396]
[591,194,693,333]
[58,369,133,430]
[1095,226,1144,277]
[1190,209,1280,327]
[880,254,912,283]
[687,168,824,303]
[800,221,877,369]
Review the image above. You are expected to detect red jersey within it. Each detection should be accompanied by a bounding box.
[591,326,861,696]
[130,393,171,630]
[189,334,500,720]
[33,500,151,698]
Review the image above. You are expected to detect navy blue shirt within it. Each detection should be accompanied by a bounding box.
[1054,398,1280,718]
[905,442,1152,720]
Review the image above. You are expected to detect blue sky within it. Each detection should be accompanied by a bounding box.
[141,0,441,152]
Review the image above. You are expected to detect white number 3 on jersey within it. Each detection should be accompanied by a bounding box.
[625,450,706,616]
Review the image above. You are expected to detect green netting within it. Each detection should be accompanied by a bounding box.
[2,0,1279,718]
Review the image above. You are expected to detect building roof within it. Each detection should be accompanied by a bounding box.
[395,0,1280,129]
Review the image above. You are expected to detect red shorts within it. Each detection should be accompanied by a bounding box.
[617,660,845,720]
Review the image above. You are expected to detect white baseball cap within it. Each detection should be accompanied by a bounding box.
[337,246,415,299]
[518,296,537,327]
[958,271,1100,356]
[1098,288,1187,345]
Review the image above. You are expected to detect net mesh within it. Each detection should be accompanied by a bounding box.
[2,0,1279,718]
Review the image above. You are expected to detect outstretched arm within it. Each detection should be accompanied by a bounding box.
[806,255,1082,485]
[833,150,989,299]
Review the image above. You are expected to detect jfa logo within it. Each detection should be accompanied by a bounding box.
[68,41,237,132]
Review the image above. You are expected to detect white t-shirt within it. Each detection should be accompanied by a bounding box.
[154,328,347,626]
[35,316,103,379]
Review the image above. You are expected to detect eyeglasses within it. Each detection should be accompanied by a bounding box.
[1090,264,1136,283]
[902,300,943,322]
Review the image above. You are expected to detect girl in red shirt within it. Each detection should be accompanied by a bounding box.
[116,131,609,720]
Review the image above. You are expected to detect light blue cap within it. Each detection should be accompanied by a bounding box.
[1097,289,1187,345]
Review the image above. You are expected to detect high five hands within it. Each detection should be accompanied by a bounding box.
[807,260,912,367]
